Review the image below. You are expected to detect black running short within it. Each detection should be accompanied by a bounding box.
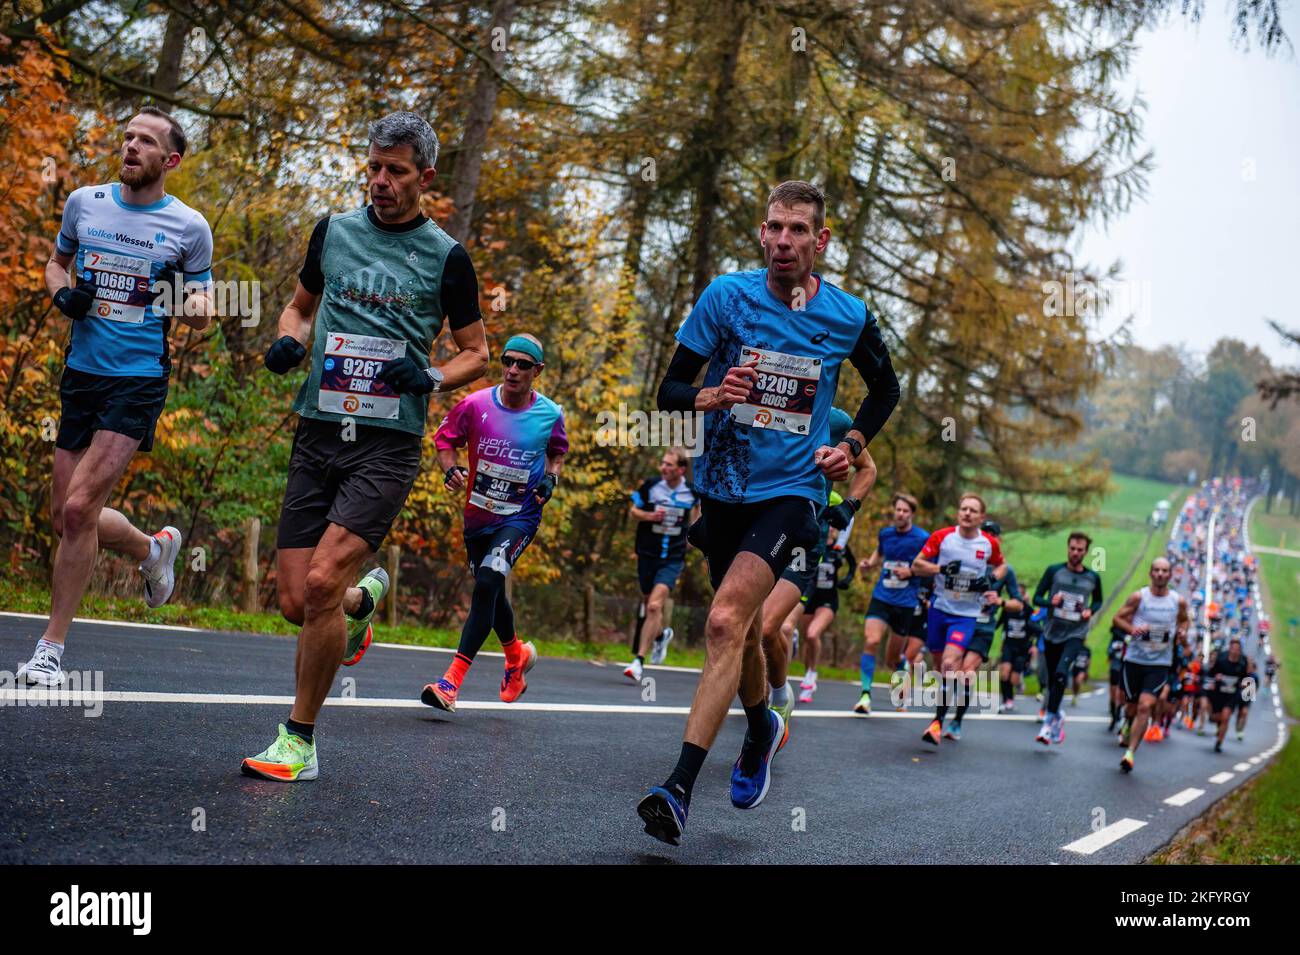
[1109,663,1122,687]
[467,524,535,578]
[694,496,820,591]
[780,552,818,593]
[801,585,839,615]
[277,416,423,552]
[966,628,995,662]
[57,366,169,453]
[636,554,684,595]
[1121,661,1169,703]
[865,597,924,639]
[1000,640,1031,673]
[1209,691,1240,714]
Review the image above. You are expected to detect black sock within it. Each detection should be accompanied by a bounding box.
[955,703,968,725]
[635,654,645,665]
[285,718,314,743]
[743,700,772,742]
[664,742,708,804]
[347,589,374,621]
[1002,679,1014,703]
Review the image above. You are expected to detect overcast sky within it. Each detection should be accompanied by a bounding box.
[1077,2,1300,358]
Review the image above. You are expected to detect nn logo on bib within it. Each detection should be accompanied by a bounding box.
[49,885,151,935]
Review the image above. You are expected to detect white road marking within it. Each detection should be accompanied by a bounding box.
[1163,788,1204,807]
[0,611,203,633]
[1249,756,1262,764]
[1208,771,1235,784]
[1233,762,1252,771]
[1062,818,1147,855]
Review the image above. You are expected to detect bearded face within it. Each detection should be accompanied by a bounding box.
[120,149,165,188]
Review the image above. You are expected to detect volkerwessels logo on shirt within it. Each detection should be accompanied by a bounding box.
[86,227,155,250]
[154,231,166,243]
[49,885,151,935]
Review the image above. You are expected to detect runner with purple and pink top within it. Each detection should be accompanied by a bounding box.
[421,333,568,712]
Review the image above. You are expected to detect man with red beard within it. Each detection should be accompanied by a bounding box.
[19,107,214,689]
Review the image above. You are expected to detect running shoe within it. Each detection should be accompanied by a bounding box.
[797,686,814,704]
[16,643,65,688]
[623,658,643,683]
[1051,713,1065,744]
[1214,739,1223,753]
[420,678,459,713]
[730,709,785,809]
[500,641,537,703]
[241,724,318,782]
[1003,698,1015,713]
[922,719,942,746]
[943,720,962,741]
[1037,708,1045,720]
[799,671,817,692]
[1143,725,1162,743]
[139,525,182,609]
[852,691,872,715]
[1235,730,1244,742]
[1120,749,1135,774]
[1107,712,1118,733]
[343,567,389,666]
[1196,725,1206,737]
[771,684,795,729]
[637,785,688,846]
[1035,719,1052,745]
[650,627,674,665]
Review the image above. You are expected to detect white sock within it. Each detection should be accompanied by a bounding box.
[36,638,64,661]
[807,669,817,683]
[770,682,790,707]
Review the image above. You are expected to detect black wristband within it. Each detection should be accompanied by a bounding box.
[842,436,864,459]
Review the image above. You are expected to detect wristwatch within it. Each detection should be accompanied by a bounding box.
[845,496,861,513]
[841,435,863,459]
[425,366,445,393]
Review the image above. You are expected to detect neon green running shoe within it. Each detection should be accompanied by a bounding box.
[241,724,318,782]
[853,691,872,715]
[343,567,390,666]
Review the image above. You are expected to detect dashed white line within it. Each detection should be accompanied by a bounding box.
[1249,756,1262,764]
[1062,818,1147,855]
[1208,771,1235,784]
[1163,788,1205,807]
[1233,762,1252,772]
[0,611,203,633]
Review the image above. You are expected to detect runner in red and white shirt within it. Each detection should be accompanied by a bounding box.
[911,494,1005,747]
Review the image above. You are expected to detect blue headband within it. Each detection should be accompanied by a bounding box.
[502,335,543,363]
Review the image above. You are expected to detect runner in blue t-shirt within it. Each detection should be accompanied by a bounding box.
[17,108,215,690]
[854,492,928,715]
[636,181,900,846]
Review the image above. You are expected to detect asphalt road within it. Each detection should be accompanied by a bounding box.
[0,605,1286,864]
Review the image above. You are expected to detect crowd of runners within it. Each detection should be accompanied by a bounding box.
[19,106,1280,846]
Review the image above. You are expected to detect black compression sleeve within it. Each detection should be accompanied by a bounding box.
[846,311,901,444]
[440,244,482,330]
[657,342,710,412]
[298,216,330,295]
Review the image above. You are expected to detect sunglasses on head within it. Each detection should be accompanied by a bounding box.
[500,355,538,371]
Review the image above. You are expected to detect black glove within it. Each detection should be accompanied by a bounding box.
[377,356,436,395]
[973,575,993,593]
[264,336,307,374]
[151,264,180,315]
[824,500,857,530]
[53,274,97,320]
[444,465,469,488]
[535,473,558,504]
[687,515,708,550]
[942,560,963,578]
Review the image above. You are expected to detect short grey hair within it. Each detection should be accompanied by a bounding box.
[368,111,439,170]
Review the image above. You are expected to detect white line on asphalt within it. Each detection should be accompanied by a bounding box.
[1249,756,1262,764]
[1208,771,1235,784]
[0,687,1114,721]
[1233,762,1251,772]
[0,611,203,633]
[1163,788,1204,807]
[1062,818,1147,855]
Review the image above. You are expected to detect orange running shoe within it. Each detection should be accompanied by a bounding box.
[1143,724,1162,743]
[500,641,538,703]
[421,678,459,713]
[922,720,942,746]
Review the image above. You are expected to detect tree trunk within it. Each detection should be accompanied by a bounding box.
[154,6,190,99]
[445,0,519,244]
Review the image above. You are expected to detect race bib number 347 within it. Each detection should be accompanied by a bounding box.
[317,333,404,419]
[729,346,820,434]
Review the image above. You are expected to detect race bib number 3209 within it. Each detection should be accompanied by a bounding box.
[317,333,404,419]
[729,346,820,434]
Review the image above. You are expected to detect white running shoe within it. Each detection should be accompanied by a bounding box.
[798,686,814,704]
[623,658,643,683]
[650,627,674,665]
[139,525,182,609]
[1035,719,1052,746]
[17,643,66,688]
[799,670,818,692]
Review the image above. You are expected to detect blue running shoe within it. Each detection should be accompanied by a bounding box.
[730,708,785,809]
[943,720,962,741]
[637,785,688,846]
